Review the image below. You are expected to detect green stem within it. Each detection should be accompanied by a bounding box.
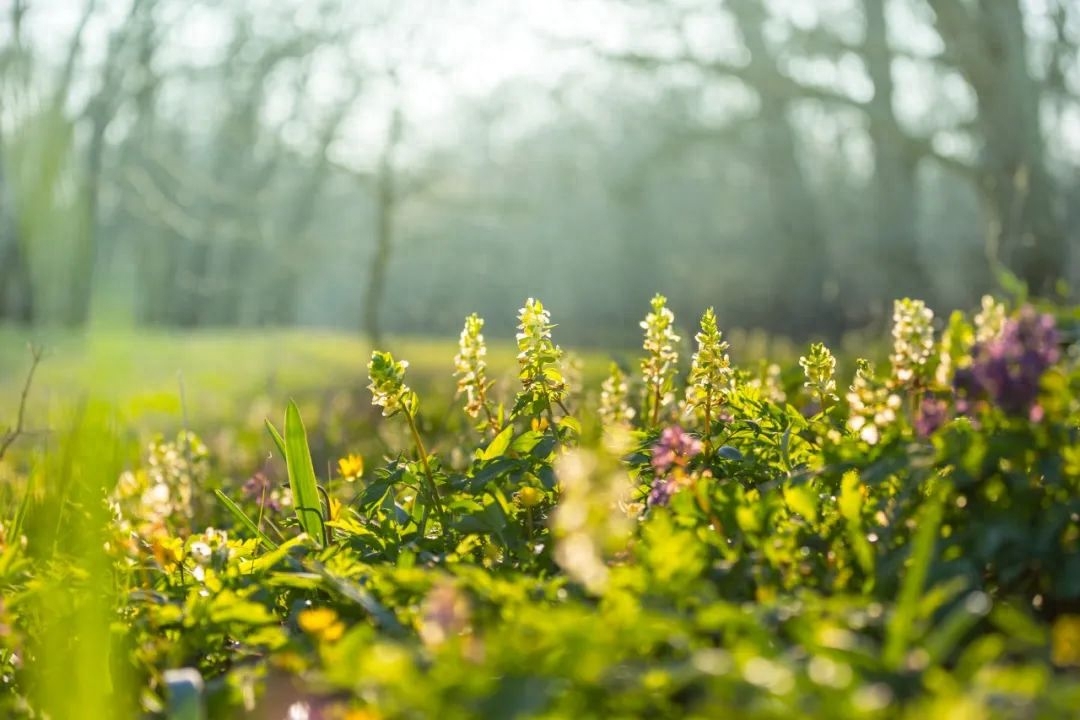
[650,380,662,428]
[703,393,713,456]
[403,408,447,527]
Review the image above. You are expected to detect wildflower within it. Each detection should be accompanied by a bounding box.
[640,294,681,426]
[368,351,418,417]
[647,477,676,507]
[685,308,732,434]
[973,295,1006,344]
[188,541,212,566]
[1052,615,1080,667]
[298,607,345,643]
[242,471,281,512]
[514,486,544,509]
[743,362,786,405]
[956,306,1060,418]
[337,454,364,481]
[599,363,635,427]
[800,342,838,408]
[651,426,703,476]
[846,360,901,445]
[914,397,949,438]
[454,314,495,423]
[890,299,935,385]
[515,298,567,417]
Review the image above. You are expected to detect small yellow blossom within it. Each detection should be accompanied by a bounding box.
[515,486,544,509]
[298,607,345,643]
[1052,615,1080,667]
[338,454,364,481]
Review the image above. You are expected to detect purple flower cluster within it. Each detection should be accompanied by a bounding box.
[242,471,280,512]
[954,306,1060,419]
[648,426,703,506]
[651,426,703,475]
[648,478,676,507]
[914,397,949,437]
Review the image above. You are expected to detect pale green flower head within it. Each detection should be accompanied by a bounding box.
[973,295,1006,344]
[640,294,681,423]
[846,358,901,445]
[454,313,491,419]
[686,307,732,422]
[890,298,935,385]
[599,362,635,427]
[368,350,417,417]
[800,341,838,405]
[517,298,557,359]
[515,298,566,414]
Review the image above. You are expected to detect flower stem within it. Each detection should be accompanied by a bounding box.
[403,408,447,527]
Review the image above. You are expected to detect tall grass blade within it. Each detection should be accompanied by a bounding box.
[283,401,325,546]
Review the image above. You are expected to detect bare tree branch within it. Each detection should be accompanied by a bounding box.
[0,344,43,461]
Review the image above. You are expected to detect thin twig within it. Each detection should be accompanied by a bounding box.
[0,344,44,461]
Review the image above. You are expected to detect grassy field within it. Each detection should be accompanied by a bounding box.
[0,327,531,429]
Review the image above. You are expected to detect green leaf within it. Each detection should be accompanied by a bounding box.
[784,485,818,524]
[558,416,582,436]
[214,489,279,551]
[717,445,743,461]
[481,425,515,461]
[883,485,944,669]
[510,430,544,454]
[284,401,325,546]
[265,418,286,458]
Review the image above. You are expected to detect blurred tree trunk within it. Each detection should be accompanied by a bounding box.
[863,0,927,303]
[257,81,360,325]
[363,102,403,346]
[67,0,131,327]
[0,144,34,324]
[930,0,1067,296]
[729,0,835,338]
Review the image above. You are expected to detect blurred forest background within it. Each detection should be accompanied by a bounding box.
[1,0,1078,347]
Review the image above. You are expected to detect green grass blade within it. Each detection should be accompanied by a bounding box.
[265,418,286,458]
[284,401,325,546]
[883,486,944,669]
[214,489,279,551]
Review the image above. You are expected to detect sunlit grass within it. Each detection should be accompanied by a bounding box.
[0,326,610,435]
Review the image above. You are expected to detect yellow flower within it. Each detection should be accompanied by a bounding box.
[338,454,364,481]
[1052,615,1080,667]
[298,607,345,643]
[515,486,544,509]
[531,417,549,433]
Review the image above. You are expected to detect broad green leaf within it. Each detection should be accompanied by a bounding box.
[481,425,515,461]
[558,416,582,436]
[284,401,325,546]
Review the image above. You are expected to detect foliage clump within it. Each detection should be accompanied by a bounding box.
[2,293,1080,719]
